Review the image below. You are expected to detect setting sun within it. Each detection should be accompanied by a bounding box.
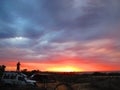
[47,66,83,72]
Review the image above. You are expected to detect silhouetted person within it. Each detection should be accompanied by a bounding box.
[16,62,21,72]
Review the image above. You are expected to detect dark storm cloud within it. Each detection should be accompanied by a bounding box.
[42,0,92,28]
[1,0,120,39]
[0,28,16,39]
[0,0,14,23]
[42,0,120,29]
[0,0,45,39]
[24,29,44,39]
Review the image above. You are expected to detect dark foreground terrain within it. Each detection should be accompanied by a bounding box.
[0,71,120,90]
[0,76,120,90]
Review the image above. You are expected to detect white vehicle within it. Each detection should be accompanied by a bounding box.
[1,72,37,87]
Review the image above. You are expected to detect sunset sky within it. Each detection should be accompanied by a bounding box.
[0,0,120,72]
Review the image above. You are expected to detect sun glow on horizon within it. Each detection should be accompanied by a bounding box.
[47,66,83,72]
[4,62,119,72]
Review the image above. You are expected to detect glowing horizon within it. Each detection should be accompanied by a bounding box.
[3,60,120,72]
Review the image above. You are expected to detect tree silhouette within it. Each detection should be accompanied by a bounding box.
[0,65,6,72]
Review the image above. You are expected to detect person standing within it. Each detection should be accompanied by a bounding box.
[16,62,21,72]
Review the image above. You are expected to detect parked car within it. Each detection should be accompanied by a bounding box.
[1,71,37,87]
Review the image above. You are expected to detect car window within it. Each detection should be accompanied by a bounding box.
[11,75,17,79]
[18,77,24,81]
[3,74,10,79]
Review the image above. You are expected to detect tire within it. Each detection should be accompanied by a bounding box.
[54,83,73,90]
